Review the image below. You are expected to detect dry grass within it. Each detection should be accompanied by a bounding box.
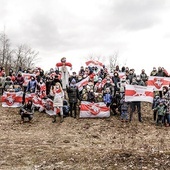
[0,102,170,170]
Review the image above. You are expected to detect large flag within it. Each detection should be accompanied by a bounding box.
[79,101,110,118]
[125,84,154,103]
[76,76,89,91]
[1,91,23,107]
[147,76,170,91]
[85,60,103,69]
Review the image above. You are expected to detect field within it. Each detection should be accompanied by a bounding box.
[0,102,170,170]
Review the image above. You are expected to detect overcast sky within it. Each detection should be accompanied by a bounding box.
[1,0,170,75]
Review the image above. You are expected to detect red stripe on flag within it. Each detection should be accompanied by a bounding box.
[125,90,153,97]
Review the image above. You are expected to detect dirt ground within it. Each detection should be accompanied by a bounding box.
[0,102,170,170]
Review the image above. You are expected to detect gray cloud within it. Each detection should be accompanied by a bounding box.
[2,0,168,57]
[99,0,167,31]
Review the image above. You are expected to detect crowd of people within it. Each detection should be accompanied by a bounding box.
[0,57,170,126]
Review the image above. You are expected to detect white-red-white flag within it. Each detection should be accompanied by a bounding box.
[76,76,89,91]
[1,91,23,107]
[22,73,36,86]
[25,93,36,103]
[85,60,103,69]
[147,76,170,91]
[125,84,154,103]
[43,98,59,116]
[32,95,44,109]
[79,101,110,118]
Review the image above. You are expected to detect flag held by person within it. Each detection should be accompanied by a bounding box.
[125,84,154,103]
[147,76,170,91]
[79,101,110,118]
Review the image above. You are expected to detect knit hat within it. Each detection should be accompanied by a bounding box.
[71,78,76,84]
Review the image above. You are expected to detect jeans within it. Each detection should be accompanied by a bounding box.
[164,114,170,124]
[121,110,128,120]
[157,115,164,124]
[70,103,77,117]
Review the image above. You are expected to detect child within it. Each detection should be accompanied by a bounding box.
[103,87,112,107]
[164,95,170,127]
[153,101,166,126]
[19,100,34,123]
[120,95,129,122]
[152,95,160,121]
[63,99,70,117]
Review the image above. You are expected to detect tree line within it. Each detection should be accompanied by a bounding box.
[0,31,39,74]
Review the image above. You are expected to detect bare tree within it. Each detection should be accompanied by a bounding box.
[13,44,39,72]
[85,53,105,63]
[0,32,14,74]
[109,52,119,72]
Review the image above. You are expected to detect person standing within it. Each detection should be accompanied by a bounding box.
[129,76,145,122]
[51,82,64,123]
[66,79,81,118]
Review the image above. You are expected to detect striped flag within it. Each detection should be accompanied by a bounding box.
[1,91,23,107]
[79,101,110,118]
[22,73,36,86]
[147,76,170,91]
[85,60,103,69]
[125,84,154,103]
[76,76,89,91]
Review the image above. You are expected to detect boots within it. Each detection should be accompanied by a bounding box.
[52,115,57,123]
[60,115,64,123]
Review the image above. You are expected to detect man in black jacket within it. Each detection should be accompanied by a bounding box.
[66,79,81,118]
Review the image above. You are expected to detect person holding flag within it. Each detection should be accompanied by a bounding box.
[51,82,64,123]
[129,75,145,123]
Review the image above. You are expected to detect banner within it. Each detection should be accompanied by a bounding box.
[1,91,23,107]
[147,76,170,91]
[79,101,110,118]
[125,84,154,103]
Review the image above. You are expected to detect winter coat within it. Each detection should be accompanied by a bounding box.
[67,85,80,103]
[154,105,166,116]
[53,89,64,107]
[15,76,24,86]
[103,93,112,104]
[87,91,95,103]
[26,80,37,93]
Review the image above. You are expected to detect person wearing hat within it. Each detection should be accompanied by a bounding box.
[19,100,34,123]
[69,72,78,85]
[153,100,166,126]
[129,75,145,123]
[66,78,81,118]
[150,67,157,76]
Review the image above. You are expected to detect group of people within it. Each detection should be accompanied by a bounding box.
[0,58,170,126]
